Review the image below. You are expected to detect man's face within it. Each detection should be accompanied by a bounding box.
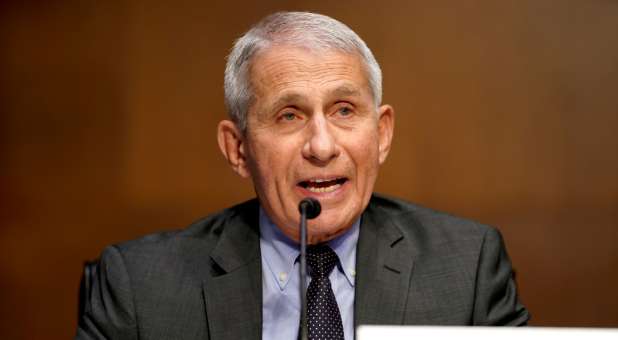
[219,45,394,244]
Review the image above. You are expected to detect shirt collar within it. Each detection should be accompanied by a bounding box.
[259,207,299,290]
[259,206,360,291]
[327,217,359,288]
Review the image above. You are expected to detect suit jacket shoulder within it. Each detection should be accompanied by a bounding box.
[355,194,529,326]
[77,199,262,340]
[368,193,490,242]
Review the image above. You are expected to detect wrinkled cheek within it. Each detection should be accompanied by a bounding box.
[245,156,271,198]
[358,159,380,201]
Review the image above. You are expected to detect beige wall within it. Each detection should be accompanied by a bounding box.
[1,1,616,338]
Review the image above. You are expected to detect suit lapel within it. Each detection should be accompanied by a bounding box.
[200,197,418,336]
[355,199,417,326]
[203,202,262,340]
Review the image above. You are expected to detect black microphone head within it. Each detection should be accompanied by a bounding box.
[298,197,321,219]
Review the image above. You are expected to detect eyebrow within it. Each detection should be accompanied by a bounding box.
[270,93,305,112]
[268,85,362,111]
[330,85,362,98]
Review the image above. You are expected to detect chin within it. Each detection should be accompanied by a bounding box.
[307,214,353,243]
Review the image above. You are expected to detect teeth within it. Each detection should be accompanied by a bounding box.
[306,183,341,193]
[312,178,337,183]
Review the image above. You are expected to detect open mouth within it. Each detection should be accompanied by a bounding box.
[298,177,348,193]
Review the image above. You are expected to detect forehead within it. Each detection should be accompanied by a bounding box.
[248,45,371,101]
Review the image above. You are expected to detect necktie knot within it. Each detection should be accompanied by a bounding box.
[306,244,338,279]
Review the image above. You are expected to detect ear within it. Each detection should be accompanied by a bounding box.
[217,120,251,178]
[377,104,395,165]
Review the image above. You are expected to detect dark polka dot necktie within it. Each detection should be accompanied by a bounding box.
[306,244,344,340]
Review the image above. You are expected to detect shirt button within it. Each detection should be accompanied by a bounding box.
[351,269,356,277]
[278,272,287,282]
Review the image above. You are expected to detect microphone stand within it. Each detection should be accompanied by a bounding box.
[299,203,309,340]
[298,198,320,340]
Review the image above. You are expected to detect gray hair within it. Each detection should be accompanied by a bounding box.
[224,11,383,131]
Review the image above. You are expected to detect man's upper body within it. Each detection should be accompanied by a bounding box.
[76,195,529,339]
[76,11,529,339]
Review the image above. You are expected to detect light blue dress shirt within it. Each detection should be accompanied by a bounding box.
[260,207,359,340]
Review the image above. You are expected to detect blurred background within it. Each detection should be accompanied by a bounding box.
[1,0,616,338]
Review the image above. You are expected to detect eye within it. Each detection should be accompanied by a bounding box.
[338,107,352,116]
[281,112,297,121]
[335,105,354,117]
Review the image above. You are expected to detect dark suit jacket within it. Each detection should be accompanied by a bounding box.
[76,194,529,339]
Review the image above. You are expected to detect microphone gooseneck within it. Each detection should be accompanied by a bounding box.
[298,197,321,340]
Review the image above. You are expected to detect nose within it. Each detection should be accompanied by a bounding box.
[302,113,340,164]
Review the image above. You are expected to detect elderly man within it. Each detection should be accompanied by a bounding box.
[77,11,529,340]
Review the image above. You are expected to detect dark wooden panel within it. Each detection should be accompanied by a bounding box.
[1,1,616,338]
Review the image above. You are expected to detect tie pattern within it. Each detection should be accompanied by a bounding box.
[306,245,344,340]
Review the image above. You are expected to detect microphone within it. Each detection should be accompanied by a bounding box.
[298,197,321,340]
[299,197,321,219]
